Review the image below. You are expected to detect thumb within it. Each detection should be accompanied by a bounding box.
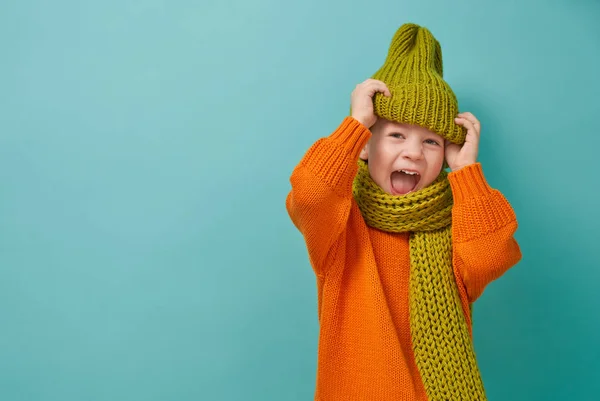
[445,140,460,162]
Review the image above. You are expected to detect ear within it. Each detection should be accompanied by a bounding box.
[359,142,369,160]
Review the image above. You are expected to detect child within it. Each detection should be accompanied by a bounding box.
[285,23,522,400]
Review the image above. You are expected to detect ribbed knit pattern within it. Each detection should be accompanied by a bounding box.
[352,159,453,232]
[370,23,466,144]
[286,117,522,400]
[353,159,487,400]
[408,227,486,400]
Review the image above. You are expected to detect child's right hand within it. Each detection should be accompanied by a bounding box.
[350,79,391,129]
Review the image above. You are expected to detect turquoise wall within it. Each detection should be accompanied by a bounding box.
[1,0,599,400]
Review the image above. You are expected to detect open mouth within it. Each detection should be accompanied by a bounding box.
[390,169,421,195]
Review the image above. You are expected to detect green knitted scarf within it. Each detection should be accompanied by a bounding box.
[352,159,487,401]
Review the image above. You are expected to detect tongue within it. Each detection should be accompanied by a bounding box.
[391,171,417,195]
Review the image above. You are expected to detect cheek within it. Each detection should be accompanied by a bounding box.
[369,141,390,164]
[431,147,445,163]
[367,144,395,188]
[434,151,445,169]
[425,149,445,176]
[374,142,396,162]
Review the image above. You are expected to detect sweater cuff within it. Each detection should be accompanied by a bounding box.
[327,117,371,149]
[300,117,372,190]
[448,163,493,203]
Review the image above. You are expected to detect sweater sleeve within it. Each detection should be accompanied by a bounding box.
[286,117,372,277]
[448,163,523,303]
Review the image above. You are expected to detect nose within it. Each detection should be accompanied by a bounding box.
[401,138,423,160]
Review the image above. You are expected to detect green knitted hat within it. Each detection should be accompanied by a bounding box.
[371,23,466,144]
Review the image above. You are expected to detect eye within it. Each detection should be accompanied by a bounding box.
[390,133,404,139]
[425,139,440,146]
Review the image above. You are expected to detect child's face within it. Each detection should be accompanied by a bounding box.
[359,118,446,196]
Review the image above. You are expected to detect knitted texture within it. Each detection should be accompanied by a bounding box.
[409,228,486,400]
[353,160,487,400]
[371,23,466,144]
[286,117,522,400]
[352,159,452,232]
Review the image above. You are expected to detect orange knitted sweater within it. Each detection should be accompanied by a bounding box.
[286,117,522,401]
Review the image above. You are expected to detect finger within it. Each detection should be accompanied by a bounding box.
[382,85,392,97]
[457,112,480,131]
[444,141,460,160]
[457,111,476,120]
[365,78,384,85]
[455,117,474,128]
[361,78,382,87]
[353,80,387,96]
[455,117,479,137]
[366,81,391,97]
[457,112,477,123]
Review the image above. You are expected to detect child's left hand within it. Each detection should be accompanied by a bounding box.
[445,112,481,172]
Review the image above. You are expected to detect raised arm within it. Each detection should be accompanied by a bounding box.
[449,162,522,302]
[286,117,370,276]
[286,79,391,276]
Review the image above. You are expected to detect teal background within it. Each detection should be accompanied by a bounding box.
[1,0,599,400]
